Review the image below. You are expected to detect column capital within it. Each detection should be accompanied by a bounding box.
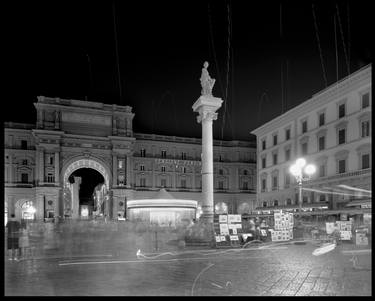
[197,111,218,123]
[192,95,222,124]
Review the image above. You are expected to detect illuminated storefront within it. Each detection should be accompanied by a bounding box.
[127,189,197,227]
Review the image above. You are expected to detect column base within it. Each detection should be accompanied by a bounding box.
[199,213,214,224]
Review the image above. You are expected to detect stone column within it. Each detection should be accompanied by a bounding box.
[126,156,131,188]
[9,155,13,183]
[192,95,222,224]
[39,149,44,183]
[113,154,117,187]
[72,177,81,218]
[54,152,59,184]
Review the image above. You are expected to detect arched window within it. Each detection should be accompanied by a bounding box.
[273,200,279,207]
[21,201,36,220]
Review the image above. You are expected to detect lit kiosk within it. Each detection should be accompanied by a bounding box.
[192,61,223,224]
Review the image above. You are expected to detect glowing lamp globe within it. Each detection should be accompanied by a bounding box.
[289,164,300,176]
[296,158,306,168]
[305,164,316,175]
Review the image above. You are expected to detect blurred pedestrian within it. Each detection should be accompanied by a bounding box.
[6,214,21,261]
[19,227,30,259]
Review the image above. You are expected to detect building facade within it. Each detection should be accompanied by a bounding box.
[251,65,371,214]
[4,96,257,222]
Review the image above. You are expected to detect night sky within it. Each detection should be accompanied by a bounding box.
[5,0,372,141]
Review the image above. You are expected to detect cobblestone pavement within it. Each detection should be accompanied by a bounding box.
[4,232,371,296]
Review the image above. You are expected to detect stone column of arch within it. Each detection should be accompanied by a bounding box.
[126,156,131,188]
[39,148,44,183]
[54,152,59,183]
[113,154,117,187]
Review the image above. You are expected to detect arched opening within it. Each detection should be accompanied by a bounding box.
[68,168,105,219]
[21,200,36,220]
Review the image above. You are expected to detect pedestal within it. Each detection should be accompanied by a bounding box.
[192,95,222,224]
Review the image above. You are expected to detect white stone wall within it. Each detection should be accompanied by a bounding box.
[252,65,372,208]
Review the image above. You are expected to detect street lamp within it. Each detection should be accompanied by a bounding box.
[289,158,316,213]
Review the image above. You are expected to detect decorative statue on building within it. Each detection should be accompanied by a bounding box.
[200,61,216,96]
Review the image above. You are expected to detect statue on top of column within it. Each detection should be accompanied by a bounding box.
[200,61,216,96]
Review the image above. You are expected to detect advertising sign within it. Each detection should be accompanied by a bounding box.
[228,214,241,223]
[219,215,228,223]
[219,223,229,235]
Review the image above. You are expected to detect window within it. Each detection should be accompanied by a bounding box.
[262,139,266,150]
[301,142,308,155]
[303,196,308,203]
[319,194,326,202]
[46,173,54,183]
[361,120,370,137]
[243,170,248,175]
[310,191,315,203]
[182,167,186,173]
[181,152,187,160]
[338,103,346,118]
[338,128,346,144]
[273,200,279,207]
[362,154,370,169]
[242,182,248,190]
[302,120,307,134]
[181,179,186,188]
[295,194,299,204]
[273,153,278,165]
[22,159,27,165]
[21,173,28,183]
[161,179,167,187]
[319,113,325,126]
[140,165,145,171]
[261,179,266,192]
[361,92,370,109]
[285,174,290,187]
[272,175,278,190]
[118,160,123,169]
[318,136,325,151]
[219,181,224,190]
[118,175,124,185]
[263,201,267,208]
[273,153,277,165]
[286,198,292,205]
[219,155,223,162]
[285,128,290,141]
[49,156,54,165]
[161,166,166,173]
[140,178,146,187]
[338,159,346,174]
[21,140,27,149]
[161,150,167,158]
[285,148,290,161]
[319,164,326,177]
[219,169,223,175]
[140,149,146,157]
[261,157,266,169]
[273,135,278,146]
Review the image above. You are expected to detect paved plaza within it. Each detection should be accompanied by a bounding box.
[4,222,372,296]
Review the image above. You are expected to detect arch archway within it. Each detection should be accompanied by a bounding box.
[62,157,111,188]
[61,156,112,218]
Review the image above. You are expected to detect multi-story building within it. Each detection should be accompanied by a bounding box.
[251,65,371,217]
[4,96,257,223]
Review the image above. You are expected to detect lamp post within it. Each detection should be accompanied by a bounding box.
[289,158,316,214]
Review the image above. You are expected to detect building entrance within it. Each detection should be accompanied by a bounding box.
[62,158,111,219]
[68,168,105,219]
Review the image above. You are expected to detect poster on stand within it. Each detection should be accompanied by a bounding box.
[219,223,229,235]
[219,215,228,223]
